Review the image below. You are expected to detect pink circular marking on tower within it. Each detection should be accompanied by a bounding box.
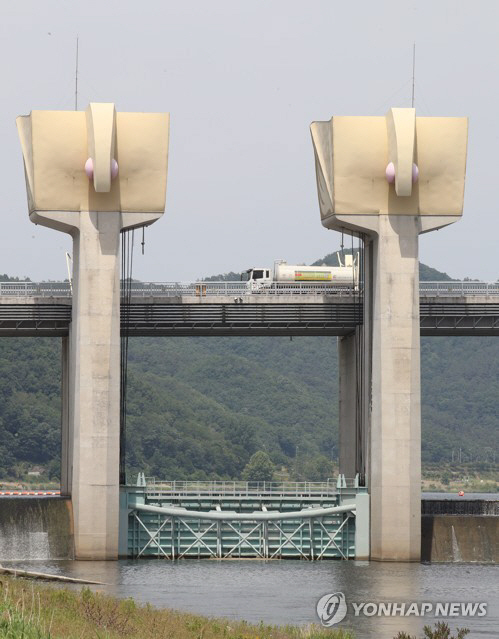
[412,163,419,183]
[385,162,395,183]
[84,158,94,179]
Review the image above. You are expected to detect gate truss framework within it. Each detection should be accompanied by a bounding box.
[129,507,355,560]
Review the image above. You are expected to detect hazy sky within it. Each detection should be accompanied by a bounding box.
[2,0,498,282]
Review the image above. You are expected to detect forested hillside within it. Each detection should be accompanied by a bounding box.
[0,258,497,483]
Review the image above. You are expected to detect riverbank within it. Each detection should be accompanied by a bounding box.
[0,574,353,639]
[2,559,497,638]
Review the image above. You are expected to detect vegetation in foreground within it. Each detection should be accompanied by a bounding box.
[0,575,353,639]
[0,576,472,639]
[395,621,469,638]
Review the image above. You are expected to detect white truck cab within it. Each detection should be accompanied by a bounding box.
[244,267,272,291]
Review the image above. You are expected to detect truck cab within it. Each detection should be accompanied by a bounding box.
[245,267,272,291]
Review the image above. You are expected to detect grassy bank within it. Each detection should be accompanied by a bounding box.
[421,463,498,494]
[0,575,353,639]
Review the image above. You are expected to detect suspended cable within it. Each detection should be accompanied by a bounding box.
[359,232,369,486]
[352,231,360,480]
[120,228,135,485]
[354,232,366,486]
[351,232,355,290]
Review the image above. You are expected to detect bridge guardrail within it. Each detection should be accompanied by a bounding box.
[122,282,357,297]
[0,282,72,296]
[419,281,499,296]
[2,281,499,298]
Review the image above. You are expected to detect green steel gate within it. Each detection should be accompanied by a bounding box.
[123,479,367,560]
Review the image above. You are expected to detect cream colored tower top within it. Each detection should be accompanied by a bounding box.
[310,108,468,228]
[17,103,169,215]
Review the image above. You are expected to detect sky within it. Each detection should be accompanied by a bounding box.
[1,0,498,282]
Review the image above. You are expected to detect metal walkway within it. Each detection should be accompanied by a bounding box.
[122,478,368,560]
[1,281,499,336]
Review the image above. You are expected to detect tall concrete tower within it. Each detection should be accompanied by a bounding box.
[311,109,468,560]
[17,104,169,559]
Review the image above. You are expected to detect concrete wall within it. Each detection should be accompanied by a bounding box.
[1,497,495,564]
[0,498,73,560]
[421,515,498,563]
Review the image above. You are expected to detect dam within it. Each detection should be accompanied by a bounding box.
[0,488,496,563]
[4,99,495,566]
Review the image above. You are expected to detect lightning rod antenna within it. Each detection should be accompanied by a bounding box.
[411,42,416,108]
[75,36,79,111]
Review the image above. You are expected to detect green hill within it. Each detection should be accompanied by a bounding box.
[0,259,496,483]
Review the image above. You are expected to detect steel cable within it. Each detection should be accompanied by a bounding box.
[120,228,135,485]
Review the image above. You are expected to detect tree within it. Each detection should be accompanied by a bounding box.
[303,455,333,481]
[441,471,451,486]
[242,451,275,482]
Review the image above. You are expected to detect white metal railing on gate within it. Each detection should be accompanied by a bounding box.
[142,478,361,498]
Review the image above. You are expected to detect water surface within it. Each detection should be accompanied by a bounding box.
[5,560,498,638]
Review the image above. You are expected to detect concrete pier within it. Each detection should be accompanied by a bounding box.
[338,217,422,560]
[369,215,421,560]
[69,211,122,558]
[311,108,468,560]
[17,103,169,559]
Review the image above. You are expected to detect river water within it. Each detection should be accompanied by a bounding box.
[422,492,498,500]
[4,559,498,638]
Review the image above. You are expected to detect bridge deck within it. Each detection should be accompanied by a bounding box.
[1,283,499,336]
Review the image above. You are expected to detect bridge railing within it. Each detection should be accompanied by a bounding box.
[2,280,499,298]
[142,478,360,497]
[419,281,499,296]
[124,281,358,296]
[0,281,356,297]
[0,282,71,296]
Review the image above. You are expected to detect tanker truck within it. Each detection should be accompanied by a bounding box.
[245,252,358,292]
